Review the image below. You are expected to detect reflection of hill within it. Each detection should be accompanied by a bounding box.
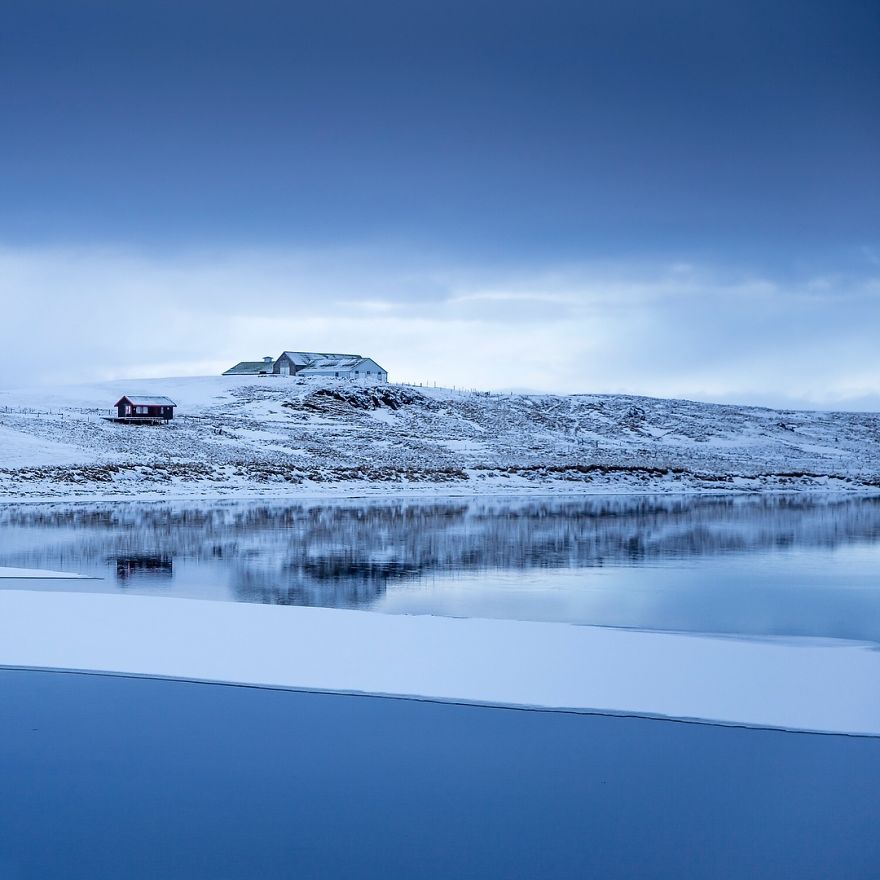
[1,495,880,606]
[235,560,421,607]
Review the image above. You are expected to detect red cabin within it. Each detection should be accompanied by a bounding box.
[113,395,176,422]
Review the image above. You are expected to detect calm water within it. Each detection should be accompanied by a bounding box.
[1,669,878,880]
[2,494,880,642]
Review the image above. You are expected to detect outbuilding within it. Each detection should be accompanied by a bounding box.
[297,357,388,382]
[113,395,177,422]
[222,356,275,376]
[273,351,360,377]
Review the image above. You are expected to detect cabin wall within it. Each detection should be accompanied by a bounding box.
[114,399,174,420]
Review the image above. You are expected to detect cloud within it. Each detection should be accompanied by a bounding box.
[0,243,878,410]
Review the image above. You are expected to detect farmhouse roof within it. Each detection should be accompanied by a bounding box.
[298,357,386,375]
[306,357,363,369]
[114,396,177,407]
[279,351,360,366]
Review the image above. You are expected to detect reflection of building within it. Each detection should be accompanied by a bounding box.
[116,555,174,581]
[232,559,414,608]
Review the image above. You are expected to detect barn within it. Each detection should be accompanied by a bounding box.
[222,350,390,382]
[272,351,361,376]
[297,357,388,382]
[222,356,275,376]
[113,396,177,422]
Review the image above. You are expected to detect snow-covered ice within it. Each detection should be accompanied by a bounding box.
[1,590,877,736]
[0,566,88,579]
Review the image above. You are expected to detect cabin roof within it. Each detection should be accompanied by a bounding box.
[222,361,274,375]
[115,396,177,407]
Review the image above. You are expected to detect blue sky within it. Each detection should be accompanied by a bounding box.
[1,0,879,405]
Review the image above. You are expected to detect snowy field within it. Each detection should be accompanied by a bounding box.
[1,375,880,500]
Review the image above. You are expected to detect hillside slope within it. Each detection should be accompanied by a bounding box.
[1,376,879,499]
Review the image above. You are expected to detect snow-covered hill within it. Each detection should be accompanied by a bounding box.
[1,376,879,500]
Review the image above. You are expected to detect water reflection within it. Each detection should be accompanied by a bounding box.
[116,555,174,582]
[1,494,879,641]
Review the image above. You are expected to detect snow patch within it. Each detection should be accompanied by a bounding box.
[0,591,877,736]
[0,566,89,579]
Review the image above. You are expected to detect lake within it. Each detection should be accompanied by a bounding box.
[3,494,880,878]
[1,668,878,880]
[2,493,880,642]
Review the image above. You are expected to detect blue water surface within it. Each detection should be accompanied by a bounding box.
[2,494,880,641]
[1,669,879,880]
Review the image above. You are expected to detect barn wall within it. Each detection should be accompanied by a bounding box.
[357,359,388,382]
[273,355,296,376]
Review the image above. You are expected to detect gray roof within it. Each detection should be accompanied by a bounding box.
[223,361,274,375]
[298,357,387,376]
[115,396,177,407]
[306,357,363,369]
[279,351,360,366]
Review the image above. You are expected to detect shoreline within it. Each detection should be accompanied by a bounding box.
[2,481,880,507]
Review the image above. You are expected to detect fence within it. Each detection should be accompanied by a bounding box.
[0,405,109,418]
[394,382,507,396]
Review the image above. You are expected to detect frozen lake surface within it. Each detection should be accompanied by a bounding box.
[1,668,878,880]
[3,496,879,874]
[1,494,879,642]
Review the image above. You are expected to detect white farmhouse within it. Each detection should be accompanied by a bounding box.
[222,351,389,382]
[297,356,388,382]
[272,351,360,376]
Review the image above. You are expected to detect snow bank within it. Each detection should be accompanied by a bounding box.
[1,591,877,736]
[0,566,88,579]
[0,424,99,468]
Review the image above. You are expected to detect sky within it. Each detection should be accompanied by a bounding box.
[1,0,878,407]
